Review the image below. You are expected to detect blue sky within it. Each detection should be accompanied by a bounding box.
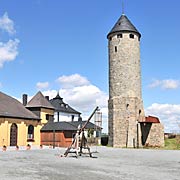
[0,0,180,133]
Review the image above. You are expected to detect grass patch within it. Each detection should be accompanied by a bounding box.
[164,137,180,150]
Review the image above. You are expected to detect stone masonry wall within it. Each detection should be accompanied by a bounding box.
[108,32,141,99]
[145,123,164,147]
[108,96,144,148]
[108,32,145,147]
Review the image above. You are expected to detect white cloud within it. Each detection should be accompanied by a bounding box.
[43,74,108,132]
[60,85,108,113]
[36,81,49,90]
[0,13,19,68]
[0,39,20,68]
[145,103,180,133]
[161,80,179,89]
[0,12,16,35]
[148,79,180,89]
[41,90,58,100]
[148,79,161,88]
[56,73,90,89]
[56,74,108,113]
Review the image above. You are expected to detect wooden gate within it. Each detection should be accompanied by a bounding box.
[10,123,18,146]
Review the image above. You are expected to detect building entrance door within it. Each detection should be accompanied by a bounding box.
[10,123,18,146]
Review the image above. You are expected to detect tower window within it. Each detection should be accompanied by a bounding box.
[109,37,112,41]
[115,46,117,52]
[129,34,134,39]
[117,34,123,38]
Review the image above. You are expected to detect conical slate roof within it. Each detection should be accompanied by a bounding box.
[49,93,81,114]
[26,91,54,109]
[0,91,40,120]
[107,14,141,38]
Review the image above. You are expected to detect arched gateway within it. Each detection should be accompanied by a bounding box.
[10,123,18,146]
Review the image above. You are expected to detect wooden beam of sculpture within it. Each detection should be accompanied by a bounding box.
[80,106,99,133]
[64,106,99,157]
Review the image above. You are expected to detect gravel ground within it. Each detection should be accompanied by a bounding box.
[0,146,179,180]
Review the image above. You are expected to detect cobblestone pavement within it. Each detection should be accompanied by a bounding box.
[0,146,179,180]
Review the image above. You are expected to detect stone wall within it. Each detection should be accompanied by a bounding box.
[141,123,164,147]
[108,32,141,99]
[108,31,145,147]
[108,96,144,148]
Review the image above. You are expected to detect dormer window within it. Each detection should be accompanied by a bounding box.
[129,34,134,39]
[117,34,122,38]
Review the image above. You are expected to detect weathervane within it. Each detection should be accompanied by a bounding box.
[122,0,125,15]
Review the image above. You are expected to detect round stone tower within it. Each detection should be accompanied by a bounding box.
[107,14,144,147]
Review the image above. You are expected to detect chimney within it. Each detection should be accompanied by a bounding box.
[22,94,28,106]
[78,116,82,122]
[45,96,49,101]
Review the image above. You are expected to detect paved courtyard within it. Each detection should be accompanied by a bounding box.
[0,146,179,180]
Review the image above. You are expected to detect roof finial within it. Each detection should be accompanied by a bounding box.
[122,0,125,15]
[55,90,61,99]
[57,91,59,96]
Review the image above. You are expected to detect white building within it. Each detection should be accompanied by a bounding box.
[49,93,81,122]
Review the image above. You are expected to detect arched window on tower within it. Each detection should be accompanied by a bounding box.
[129,34,134,39]
[117,34,123,38]
[27,125,34,141]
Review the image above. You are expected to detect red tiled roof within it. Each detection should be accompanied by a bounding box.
[145,116,160,123]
